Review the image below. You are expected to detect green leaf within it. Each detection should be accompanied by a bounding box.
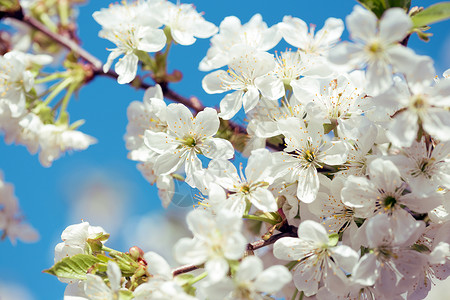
[357,0,411,18]
[328,233,340,247]
[44,254,102,280]
[411,2,450,27]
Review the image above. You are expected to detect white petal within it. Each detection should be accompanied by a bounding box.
[315,17,344,47]
[298,220,329,245]
[368,158,401,193]
[249,188,277,212]
[245,148,273,183]
[296,167,319,203]
[330,245,359,273]
[205,257,228,282]
[171,29,196,46]
[143,251,172,279]
[366,58,392,95]
[223,232,247,260]
[106,261,121,291]
[320,141,347,165]
[115,53,138,84]
[103,50,122,73]
[202,70,229,94]
[346,6,377,42]
[327,42,363,66]
[218,91,243,120]
[236,256,263,282]
[255,74,284,100]
[273,237,305,260]
[173,238,208,265]
[84,274,110,300]
[166,103,194,138]
[200,138,234,160]
[193,107,219,138]
[154,151,185,175]
[386,111,418,147]
[278,16,309,49]
[139,28,166,52]
[186,210,213,239]
[379,8,412,44]
[351,253,379,286]
[242,86,260,113]
[144,131,175,154]
[254,265,292,294]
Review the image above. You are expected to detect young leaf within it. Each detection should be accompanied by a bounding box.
[44,254,102,280]
[411,2,450,27]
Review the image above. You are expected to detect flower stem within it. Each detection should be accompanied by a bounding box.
[43,77,73,106]
[243,214,279,225]
[101,245,115,253]
[189,272,207,285]
[291,289,299,300]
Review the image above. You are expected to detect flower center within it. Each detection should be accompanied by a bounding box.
[183,136,196,147]
[240,184,251,194]
[304,149,316,163]
[367,41,383,54]
[383,195,397,209]
[410,94,428,113]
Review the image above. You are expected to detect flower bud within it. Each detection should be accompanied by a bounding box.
[129,246,144,260]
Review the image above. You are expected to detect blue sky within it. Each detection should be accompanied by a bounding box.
[0,0,449,299]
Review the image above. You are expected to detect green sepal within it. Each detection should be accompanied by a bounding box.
[411,2,450,28]
[43,254,102,280]
[323,123,336,135]
[411,243,431,253]
[328,233,340,247]
[118,290,134,300]
[87,238,103,253]
[285,260,300,271]
[109,251,140,277]
[96,254,111,263]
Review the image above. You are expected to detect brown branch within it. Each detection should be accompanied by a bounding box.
[172,264,199,276]
[6,8,103,70]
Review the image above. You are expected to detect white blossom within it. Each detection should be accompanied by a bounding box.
[173,209,247,283]
[144,104,234,184]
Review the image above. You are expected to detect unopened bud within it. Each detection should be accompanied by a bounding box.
[129,246,144,260]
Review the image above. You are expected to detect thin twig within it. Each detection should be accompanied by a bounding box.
[172,264,199,276]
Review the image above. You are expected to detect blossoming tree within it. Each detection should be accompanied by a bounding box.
[1,0,450,299]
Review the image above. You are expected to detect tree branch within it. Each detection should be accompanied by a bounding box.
[5,10,317,155]
[7,8,103,70]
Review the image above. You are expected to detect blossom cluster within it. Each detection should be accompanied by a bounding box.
[1,0,450,299]
[0,48,96,166]
[0,171,38,245]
